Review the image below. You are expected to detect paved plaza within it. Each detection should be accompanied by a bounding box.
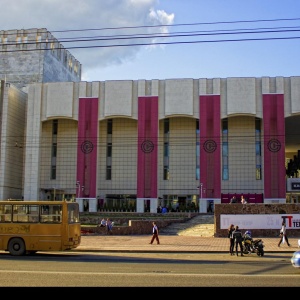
[76,234,298,253]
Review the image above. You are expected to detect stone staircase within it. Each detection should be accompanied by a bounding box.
[160,214,215,237]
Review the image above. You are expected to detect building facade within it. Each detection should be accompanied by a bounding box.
[1,30,300,213]
[14,77,300,213]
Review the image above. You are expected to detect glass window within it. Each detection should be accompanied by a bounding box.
[53,120,58,134]
[52,143,57,157]
[164,119,169,134]
[196,120,200,180]
[163,143,169,156]
[163,119,170,180]
[0,204,12,222]
[222,143,228,156]
[12,205,39,223]
[223,167,229,180]
[255,118,262,180]
[40,205,62,223]
[107,119,113,134]
[106,166,112,180]
[51,166,56,180]
[164,167,170,180]
[106,120,113,180]
[255,142,261,156]
[107,143,112,157]
[256,167,262,180]
[68,203,80,223]
[222,119,229,181]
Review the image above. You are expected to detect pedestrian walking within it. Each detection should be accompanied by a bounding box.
[278,221,291,247]
[149,221,160,244]
[227,224,235,255]
[232,225,244,256]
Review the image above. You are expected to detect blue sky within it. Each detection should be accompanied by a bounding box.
[1,0,300,81]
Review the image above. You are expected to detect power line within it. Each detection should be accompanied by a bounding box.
[1,29,300,53]
[49,17,300,33]
[35,26,300,43]
[1,17,300,53]
[1,35,299,53]
[54,25,300,42]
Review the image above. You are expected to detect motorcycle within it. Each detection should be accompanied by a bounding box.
[242,238,265,256]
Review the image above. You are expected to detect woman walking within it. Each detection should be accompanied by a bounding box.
[228,224,235,255]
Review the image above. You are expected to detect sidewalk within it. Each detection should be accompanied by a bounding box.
[76,234,299,253]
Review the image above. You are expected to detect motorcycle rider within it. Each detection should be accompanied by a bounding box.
[243,230,253,252]
[243,230,252,240]
[242,230,265,256]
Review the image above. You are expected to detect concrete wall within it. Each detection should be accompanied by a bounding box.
[0,82,27,199]
[0,29,81,90]
[82,219,183,235]
[80,212,196,235]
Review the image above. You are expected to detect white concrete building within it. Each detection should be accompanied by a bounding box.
[1,29,300,213]
[12,77,300,212]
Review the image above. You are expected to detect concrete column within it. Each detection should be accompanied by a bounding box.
[76,198,83,212]
[136,198,144,212]
[150,198,158,213]
[89,198,97,212]
[199,199,207,213]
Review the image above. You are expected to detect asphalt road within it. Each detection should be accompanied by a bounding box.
[0,251,299,287]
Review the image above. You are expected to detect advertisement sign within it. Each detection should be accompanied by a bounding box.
[220,214,300,229]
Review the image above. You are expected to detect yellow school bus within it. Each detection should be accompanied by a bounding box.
[0,200,81,256]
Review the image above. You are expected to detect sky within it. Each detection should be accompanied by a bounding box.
[1,0,300,82]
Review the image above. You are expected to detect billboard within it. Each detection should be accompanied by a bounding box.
[220,214,300,229]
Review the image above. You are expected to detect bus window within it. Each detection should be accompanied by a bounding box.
[68,203,80,223]
[0,204,12,222]
[12,204,39,223]
[40,205,62,223]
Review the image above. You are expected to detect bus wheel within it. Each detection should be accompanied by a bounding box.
[8,238,26,256]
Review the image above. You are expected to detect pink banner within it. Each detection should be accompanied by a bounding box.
[76,97,98,198]
[199,95,221,198]
[137,96,158,198]
[263,94,285,198]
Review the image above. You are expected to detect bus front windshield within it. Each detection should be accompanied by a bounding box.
[68,203,80,223]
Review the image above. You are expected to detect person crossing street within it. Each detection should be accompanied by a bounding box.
[149,221,160,245]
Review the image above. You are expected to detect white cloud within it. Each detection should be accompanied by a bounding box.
[0,0,174,80]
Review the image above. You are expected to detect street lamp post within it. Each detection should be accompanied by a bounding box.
[200,183,203,200]
[76,181,80,198]
[198,183,206,212]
